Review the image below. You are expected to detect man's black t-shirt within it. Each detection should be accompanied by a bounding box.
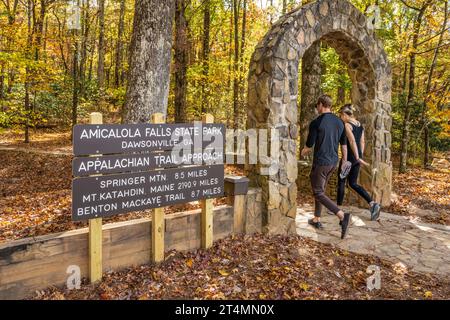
[306,112,347,166]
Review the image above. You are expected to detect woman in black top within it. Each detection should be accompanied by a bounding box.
[337,104,381,221]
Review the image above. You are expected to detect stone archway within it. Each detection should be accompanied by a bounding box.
[246,0,392,234]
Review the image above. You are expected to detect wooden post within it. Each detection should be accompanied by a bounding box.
[233,195,246,233]
[89,112,103,283]
[151,113,165,263]
[201,113,214,249]
[224,176,249,234]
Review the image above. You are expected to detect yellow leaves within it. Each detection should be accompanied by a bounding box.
[218,269,229,276]
[283,292,291,299]
[424,291,433,299]
[3,207,13,216]
[326,258,334,267]
[299,282,310,291]
[186,258,193,268]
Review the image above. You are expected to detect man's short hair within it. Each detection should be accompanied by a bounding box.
[317,94,332,108]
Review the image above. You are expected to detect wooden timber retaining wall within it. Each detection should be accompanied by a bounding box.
[0,206,234,300]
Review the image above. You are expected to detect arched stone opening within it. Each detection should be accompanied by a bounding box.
[246,0,392,234]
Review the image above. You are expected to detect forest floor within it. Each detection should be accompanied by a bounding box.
[1,129,449,300]
[31,234,449,300]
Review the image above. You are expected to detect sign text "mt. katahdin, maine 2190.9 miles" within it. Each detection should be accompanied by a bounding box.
[72,123,225,156]
[72,164,224,221]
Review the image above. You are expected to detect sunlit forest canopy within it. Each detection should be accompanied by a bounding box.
[0,0,449,164]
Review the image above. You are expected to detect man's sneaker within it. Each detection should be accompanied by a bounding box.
[308,218,324,230]
[370,203,381,221]
[340,213,352,239]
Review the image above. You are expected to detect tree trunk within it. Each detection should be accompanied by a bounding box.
[226,8,233,128]
[5,0,19,95]
[42,17,48,62]
[237,0,247,129]
[174,0,189,123]
[97,0,106,90]
[423,125,430,167]
[24,0,33,143]
[78,0,90,98]
[123,0,175,123]
[399,3,429,173]
[269,0,273,25]
[299,41,322,152]
[232,0,240,129]
[201,0,210,114]
[72,31,79,127]
[34,0,47,60]
[336,86,345,105]
[422,0,447,168]
[0,65,4,103]
[115,0,126,87]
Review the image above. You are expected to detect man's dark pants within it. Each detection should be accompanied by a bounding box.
[310,164,341,217]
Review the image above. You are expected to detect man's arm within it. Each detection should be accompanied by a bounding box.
[305,120,317,148]
[301,120,317,157]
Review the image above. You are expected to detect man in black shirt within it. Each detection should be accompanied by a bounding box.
[301,95,352,239]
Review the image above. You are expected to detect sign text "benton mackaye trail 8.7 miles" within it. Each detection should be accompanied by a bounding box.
[71,122,225,221]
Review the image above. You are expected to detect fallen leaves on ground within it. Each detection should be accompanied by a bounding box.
[0,128,72,153]
[31,234,450,300]
[386,166,450,225]
[0,150,232,242]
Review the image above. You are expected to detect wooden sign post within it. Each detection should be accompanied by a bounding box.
[71,113,224,267]
[151,113,165,263]
[88,112,103,283]
[201,113,214,249]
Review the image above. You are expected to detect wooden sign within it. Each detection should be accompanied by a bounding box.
[72,164,224,221]
[73,123,225,156]
[72,149,224,177]
[72,113,223,269]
